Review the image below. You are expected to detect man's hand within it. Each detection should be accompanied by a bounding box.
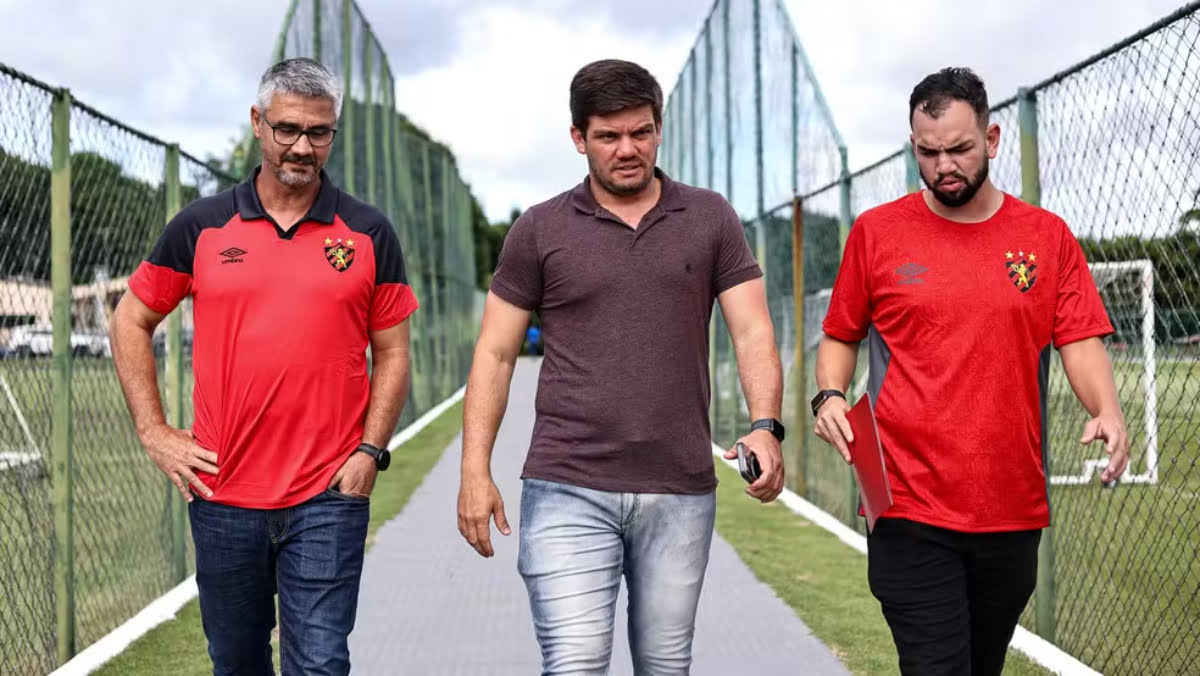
[1081,412,1130,484]
[139,424,218,502]
[723,429,784,503]
[813,396,854,463]
[329,451,378,498]
[457,472,510,557]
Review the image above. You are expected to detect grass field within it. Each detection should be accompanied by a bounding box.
[782,352,1200,676]
[0,356,195,676]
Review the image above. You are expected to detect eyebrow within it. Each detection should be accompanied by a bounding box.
[917,140,973,153]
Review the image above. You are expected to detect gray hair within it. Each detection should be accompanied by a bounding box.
[255,57,343,119]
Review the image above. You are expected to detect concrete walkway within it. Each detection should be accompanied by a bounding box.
[349,358,851,675]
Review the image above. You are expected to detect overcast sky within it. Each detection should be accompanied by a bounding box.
[0,0,1188,221]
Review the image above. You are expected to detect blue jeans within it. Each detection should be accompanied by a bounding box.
[518,478,717,675]
[188,488,370,676]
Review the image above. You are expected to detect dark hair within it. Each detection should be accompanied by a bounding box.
[908,67,989,128]
[569,59,663,135]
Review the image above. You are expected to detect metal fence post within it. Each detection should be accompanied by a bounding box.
[905,141,920,193]
[51,86,76,666]
[363,30,376,205]
[837,145,857,525]
[1019,85,1057,644]
[271,0,299,62]
[340,0,355,194]
[164,144,187,583]
[381,69,396,227]
[792,196,806,496]
[791,43,799,197]
[312,0,323,62]
[752,0,764,219]
[421,144,440,402]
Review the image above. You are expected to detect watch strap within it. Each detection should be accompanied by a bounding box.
[750,418,785,442]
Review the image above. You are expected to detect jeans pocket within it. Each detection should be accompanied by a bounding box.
[324,486,370,503]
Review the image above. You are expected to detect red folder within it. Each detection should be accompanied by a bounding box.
[846,393,893,532]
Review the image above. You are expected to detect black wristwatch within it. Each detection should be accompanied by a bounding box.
[355,442,391,471]
[750,418,785,442]
[810,389,846,417]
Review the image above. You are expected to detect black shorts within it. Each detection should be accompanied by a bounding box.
[867,517,1041,676]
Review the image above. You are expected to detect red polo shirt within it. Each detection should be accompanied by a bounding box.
[823,191,1112,532]
[128,167,418,509]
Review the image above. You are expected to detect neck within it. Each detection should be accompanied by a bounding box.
[255,167,321,215]
[922,181,1003,223]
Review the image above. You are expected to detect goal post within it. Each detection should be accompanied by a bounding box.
[1051,258,1158,485]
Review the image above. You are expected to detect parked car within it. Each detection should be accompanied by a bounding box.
[5,324,111,358]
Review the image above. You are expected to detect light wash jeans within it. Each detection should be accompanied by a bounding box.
[518,477,717,676]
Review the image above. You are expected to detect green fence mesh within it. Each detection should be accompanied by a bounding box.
[0,61,235,673]
[664,0,1200,673]
[1,0,479,671]
[241,0,479,423]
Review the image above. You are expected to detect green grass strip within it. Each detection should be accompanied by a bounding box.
[712,460,1052,676]
[93,401,464,676]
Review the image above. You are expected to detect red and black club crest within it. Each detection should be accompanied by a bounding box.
[324,237,355,272]
[1005,249,1037,293]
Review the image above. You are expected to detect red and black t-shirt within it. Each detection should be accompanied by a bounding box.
[823,191,1112,532]
[128,167,419,509]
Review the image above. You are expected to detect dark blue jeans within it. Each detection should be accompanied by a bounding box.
[189,487,370,676]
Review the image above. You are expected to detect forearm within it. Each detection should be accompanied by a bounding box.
[110,312,167,438]
[361,347,410,448]
[815,335,859,392]
[1060,337,1122,417]
[732,323,783,420]
[461,349,515,479]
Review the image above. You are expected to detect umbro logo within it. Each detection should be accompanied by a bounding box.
[895,262,927,284]
[219,247,246,264]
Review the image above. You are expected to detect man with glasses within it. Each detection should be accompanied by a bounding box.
[110,57,418,676]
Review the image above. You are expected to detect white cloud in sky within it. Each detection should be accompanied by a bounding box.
[0,0,1191,221]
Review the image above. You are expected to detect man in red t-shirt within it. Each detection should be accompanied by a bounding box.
[814,67,1130,676]
[110,58,417,675]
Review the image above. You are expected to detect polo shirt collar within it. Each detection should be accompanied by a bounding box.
[570,166,687,216]
[234,164,339,224]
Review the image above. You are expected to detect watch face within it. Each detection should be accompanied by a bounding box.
[378,450,391,470]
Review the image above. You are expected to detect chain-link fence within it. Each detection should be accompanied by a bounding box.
[1,1,479,672]
[236,0,478,424]
[664,0,1200,673]
[0,61,235,674]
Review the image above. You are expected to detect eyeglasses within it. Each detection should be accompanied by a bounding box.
[260,113,337,147]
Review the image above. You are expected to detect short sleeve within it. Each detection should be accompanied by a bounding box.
[489,212,542,311]
[1052,221,1114,348]
[127,211,196,315]
[368,219,419,332]
[713,201,763,294]
[822,219,872,343]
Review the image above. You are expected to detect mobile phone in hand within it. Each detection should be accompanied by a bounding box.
[736,442,762,483]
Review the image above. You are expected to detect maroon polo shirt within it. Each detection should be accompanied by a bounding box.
[490,168,762,494]
[128,166,419,509]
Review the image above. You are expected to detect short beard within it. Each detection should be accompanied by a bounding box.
[265,152,318,188]
[925,159,988,208]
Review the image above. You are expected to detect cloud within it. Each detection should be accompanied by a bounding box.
[780,0,1189,171]
[386,4,699,220]
[0,0,1192,223]
[0,0,288,163]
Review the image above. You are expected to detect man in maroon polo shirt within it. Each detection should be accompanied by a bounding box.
[456,59,786,674]
[110,57,417,676]
[814,66,1130,675]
